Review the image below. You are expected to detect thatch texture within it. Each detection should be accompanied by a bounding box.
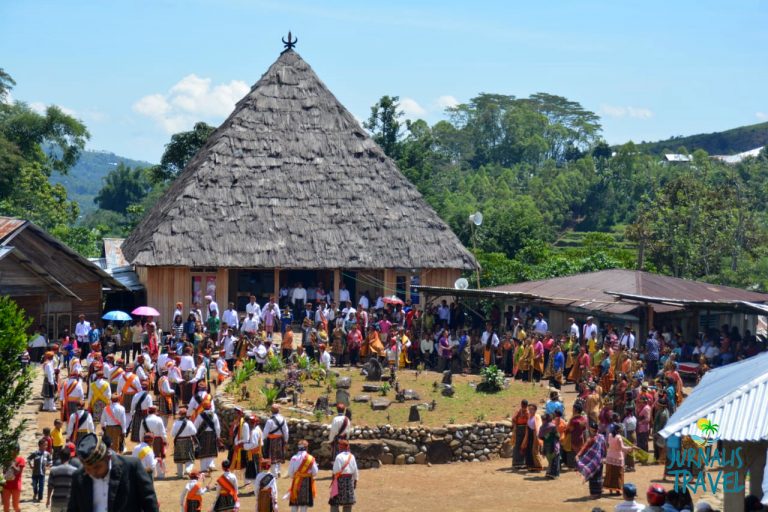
[122,50,476,270]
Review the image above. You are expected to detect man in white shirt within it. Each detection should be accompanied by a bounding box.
[318,343,332,371]
[533,312,548,335]
[28,326,47,363]
[222,302,239,331]
[330,439,358,512]
[619,326,636,350]
[480,322,500,366]
[170,409,197,477]
[241,312,259,338]
[374,295,384,311]
[204,295,219,321]
[358,293,370,311]
[291,282,307,318]
[132,433,157,476]
[75,314,92,358]
[583,316,598,342]
[328,403,351,458]
[263,405,289,477]
[68,401,95,443]
[339,283,351,304]
[100,394,128,453]
[221,329,237,370]
[568,317,580,340]
[437,300,450,326]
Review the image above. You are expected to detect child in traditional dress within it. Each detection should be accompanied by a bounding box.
[180,471,208,512]
[255,459,278,512]
[209,460,239,512]
[329,439,358,512]
[287,440,317,512]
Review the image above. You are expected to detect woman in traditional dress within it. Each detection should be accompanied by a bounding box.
[255,459,278,512]
[576,420,606,498]
[331,320,346,367]
[511,399,529,470]
[518,339,532,382]
[564,401,588,469]
[538,413,561,479]
[603,424,633,495]
[521,404,543,472]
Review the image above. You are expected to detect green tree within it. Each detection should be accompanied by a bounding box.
[150,121,215,184]
[94,163,151,214]
[0,68,16,103]
[364,95,403,159]
[0,297,33,465]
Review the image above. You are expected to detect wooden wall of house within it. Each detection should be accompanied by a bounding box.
[136,266,230,329]
[421,268,461,288]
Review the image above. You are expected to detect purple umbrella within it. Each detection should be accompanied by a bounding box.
[131,306,160,317]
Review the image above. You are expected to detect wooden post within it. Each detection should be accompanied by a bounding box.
[273,268,280,299]
[333,269,341,304]
[384,269,395,297]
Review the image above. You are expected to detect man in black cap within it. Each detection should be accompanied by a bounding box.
[66,433,158,512]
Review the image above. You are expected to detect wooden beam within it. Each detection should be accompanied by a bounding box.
[333,269,341,304]
[273,269,280,300]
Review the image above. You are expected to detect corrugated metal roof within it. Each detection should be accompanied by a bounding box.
[109,265,144,292]
[0,246,14,261]
[487,270,768,315]
[103,238,128,269]
[660,351,768,442]
[0,218,27,242]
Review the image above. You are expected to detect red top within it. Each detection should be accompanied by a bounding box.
[3,457,25,490]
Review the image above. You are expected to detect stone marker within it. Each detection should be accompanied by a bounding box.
[408,405,421,422]
[371,398,391,411]
[441,384,455,397]
[442,370,452,385]
[362,383,382,393]
[335,389,350,408]
[314,395,330,412]
[353,394,371,403]
[336,376,352,389]
[403,389,420,401]
[364,357,383,381]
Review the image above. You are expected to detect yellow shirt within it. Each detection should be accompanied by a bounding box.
[51,428,65,448]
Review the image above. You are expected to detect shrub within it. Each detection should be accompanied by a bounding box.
[379,382,391,396]
[264,353,284,373]
[477,364,505,393]
[260,385,280,408]
[226,359,257,393]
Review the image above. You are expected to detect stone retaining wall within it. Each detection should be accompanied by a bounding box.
[214,383,513,469]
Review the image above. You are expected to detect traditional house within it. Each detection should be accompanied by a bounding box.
[0,217,124,337]
[122,44,476,327]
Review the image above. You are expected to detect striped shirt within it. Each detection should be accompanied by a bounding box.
[48,462,77,508]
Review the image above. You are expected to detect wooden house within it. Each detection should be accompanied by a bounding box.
[122,46,476,327]
[0,217,125,337]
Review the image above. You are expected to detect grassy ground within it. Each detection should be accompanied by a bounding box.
[238,367,549,427]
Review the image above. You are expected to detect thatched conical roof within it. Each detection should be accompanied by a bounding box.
[122,49,476,270]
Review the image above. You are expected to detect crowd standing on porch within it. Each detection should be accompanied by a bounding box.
[12,284,768,512]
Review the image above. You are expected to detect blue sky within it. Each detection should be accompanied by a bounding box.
[2,0,766,163]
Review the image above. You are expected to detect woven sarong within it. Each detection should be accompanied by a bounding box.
[289,478,314,507]
[588,466,603,496]
[267,436,284,464]
[329,474,355,506]
[512,424,527,468]
[212,494,236,512]
[152,436,165,458]
[603,463,623,492]
[196,430,218,459]
[91,400,106,424]
[42,381,55,399]
[179,381,194,405]
[104,425,124,452]
[174,437,195,463]
[158,394,175,416]
[121,392,135,409]
[130,410,147,443]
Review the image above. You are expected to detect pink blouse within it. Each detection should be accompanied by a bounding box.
[606,433,631,466]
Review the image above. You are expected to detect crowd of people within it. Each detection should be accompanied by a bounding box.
[6,286,768,512]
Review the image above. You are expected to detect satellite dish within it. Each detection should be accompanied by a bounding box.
[469,211,483,226]
[454,277,469,290]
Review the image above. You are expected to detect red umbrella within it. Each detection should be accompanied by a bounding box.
[382,295,404,306]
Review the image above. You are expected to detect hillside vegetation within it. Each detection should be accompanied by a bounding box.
[633,121,768,155]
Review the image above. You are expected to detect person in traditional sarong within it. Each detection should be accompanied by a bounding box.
[108,359,125,394]
[171,408,198,478]
[521,404,543,472]
[397,328,412,369]
[329,403,351,459]
[228,407,250,476]
[584,382,602,424]
[209,460,239,512]
[188,381,214,421]
[288,440,318,512]
[180,471,208,512]
[42,351,57,412]
[255,459,278,512]
[243,415,263,490]
[480,323,499,368]
[532,336,545,382]
[129,382,153,443]
[329,439,358,512]
[549,344,565,390]
[215,350,232,386]
[158,364,177,417]
[636,395,652,453]
[117,366,141,413]
[512,339,524,378]
[622,408,637,472]
[59,373,84,423]
[564,402,588,469]
[604,425,634,495]
[139,406,167,478]
[568,345,589,384]
[511,399,529,470]
[538,413,561,479]
[663,361,684,406]
[100,393,127,453]
[281,325,295,363]
[519,339,533,382]
[263,404,289,477]
[178,347,196,406]
[193,401,220,472]
[331,321,346,367]
[576,420,606,499]
[88,370,110,424]
[132,432,157,477]
[67,400,95,443]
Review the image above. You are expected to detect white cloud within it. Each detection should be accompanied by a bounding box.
[600,104,654,119]
[133,74,249,134]
[436,95,459,109]
[399,97,427,119]
[29,101,78,118]
[757,112,768,121]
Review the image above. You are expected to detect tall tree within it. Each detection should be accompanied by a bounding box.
[364,95,403,159]
[150,121,215,184]
[94,163,151,214]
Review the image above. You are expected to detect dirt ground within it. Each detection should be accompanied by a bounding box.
[24,370,699,512]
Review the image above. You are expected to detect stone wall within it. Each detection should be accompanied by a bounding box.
[214,384,513,469]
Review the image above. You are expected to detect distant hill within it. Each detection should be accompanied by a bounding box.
[50,150,153,216]
[633,121,768,156]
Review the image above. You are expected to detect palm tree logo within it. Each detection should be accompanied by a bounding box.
[692,418,719,446]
